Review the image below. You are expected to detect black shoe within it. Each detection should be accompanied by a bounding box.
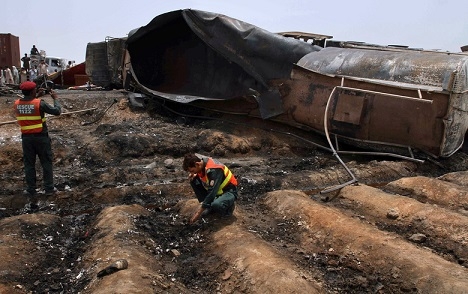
[24,197,39,211]
[30,202,39,210]
[23,189,37,196]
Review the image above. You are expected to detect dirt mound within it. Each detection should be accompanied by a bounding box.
[1,90,467,293]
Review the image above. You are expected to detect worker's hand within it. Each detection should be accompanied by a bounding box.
[49,89,57,99]
[36,88,45,97]
[188,173,197,181]
[189,206,205,224]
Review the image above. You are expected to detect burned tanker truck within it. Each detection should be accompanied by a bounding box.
[85,9,468,160]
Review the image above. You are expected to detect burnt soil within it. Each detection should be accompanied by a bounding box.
[0,90,467,293]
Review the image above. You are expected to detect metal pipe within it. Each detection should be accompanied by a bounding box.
[320,178,358,194]
[337,150,424,163]
[408,147,415,159]
[82,99,117,126]
[320,86,358,195]
[0,107,98,126]
[338,86,433,104]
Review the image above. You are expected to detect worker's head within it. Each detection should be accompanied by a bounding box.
[183,153,203,173]
[19,81,37,97]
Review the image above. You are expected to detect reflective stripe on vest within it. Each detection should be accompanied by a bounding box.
[14,98,45,133]
[199,158,237,195]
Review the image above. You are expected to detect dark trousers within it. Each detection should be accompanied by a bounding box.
[22,135,54,194]
[190,178,237,215]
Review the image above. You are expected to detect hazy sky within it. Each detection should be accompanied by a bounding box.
[3,0,467,64]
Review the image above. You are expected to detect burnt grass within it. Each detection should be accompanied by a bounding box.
[2,93,468,293]
[15,212,95,293]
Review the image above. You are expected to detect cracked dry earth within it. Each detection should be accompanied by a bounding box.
[0,89,468,294]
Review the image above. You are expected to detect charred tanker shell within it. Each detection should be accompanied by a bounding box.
[85,9,468,159]
[122,9,319,118]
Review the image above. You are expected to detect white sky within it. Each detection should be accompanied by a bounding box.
[3,0,467,64]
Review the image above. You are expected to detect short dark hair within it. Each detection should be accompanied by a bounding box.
[21,89,34,96]
[182,153,201,171]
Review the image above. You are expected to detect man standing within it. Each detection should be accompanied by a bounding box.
[182,153,238,224]
[21,53,31,71]
[29,66,38,82]
[11,66,19,84]
[14,81,61,197]
[4,66,14,84]
[38,60,48,79]
[0,68,4,86]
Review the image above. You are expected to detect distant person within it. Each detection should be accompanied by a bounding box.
[182,153,238,224]
[66,61,73,69]
[29,66,38,81]
[30,45,40,56]
[38,60,48,80]
[20,67,28,83]
[21,53,31,70]
[11,66,19,84]
[4,66,14,84]
[14,81,62,198]
[0,68,5,86]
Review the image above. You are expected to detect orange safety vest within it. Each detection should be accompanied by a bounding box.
[197,158,237,195]
[14,98,46,133]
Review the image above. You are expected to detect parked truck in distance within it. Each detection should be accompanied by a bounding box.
[30,50,67,73]
[44,56,66,73]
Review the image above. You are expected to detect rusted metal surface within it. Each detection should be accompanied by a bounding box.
[287,48,468,157]
[274,68,450,156]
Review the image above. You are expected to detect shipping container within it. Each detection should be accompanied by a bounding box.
[0,33,20,69]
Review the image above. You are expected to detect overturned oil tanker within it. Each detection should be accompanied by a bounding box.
[86,9,468,159]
